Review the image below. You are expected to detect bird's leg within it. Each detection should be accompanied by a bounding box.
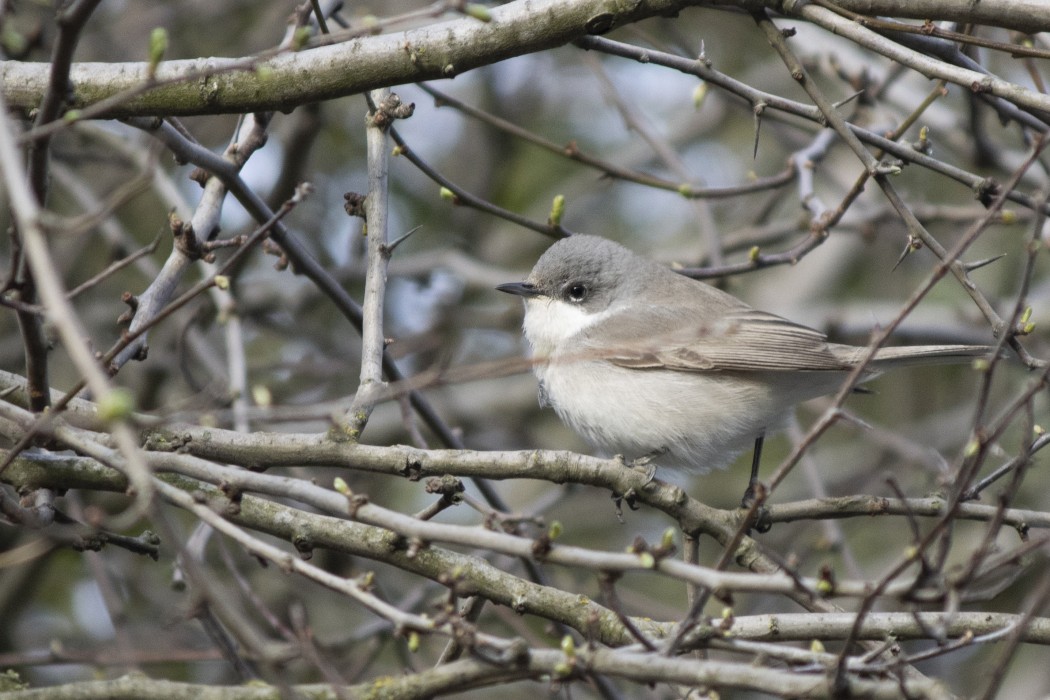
[742,434,764,505]
[741,433,772,533]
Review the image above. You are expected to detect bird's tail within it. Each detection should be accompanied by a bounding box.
[835,344,994,370]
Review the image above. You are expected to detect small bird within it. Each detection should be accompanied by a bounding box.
[498,235,990,500]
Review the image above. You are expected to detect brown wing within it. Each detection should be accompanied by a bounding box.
[582,307,854,373]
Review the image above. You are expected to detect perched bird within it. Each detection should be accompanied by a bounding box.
[498,235,989,502]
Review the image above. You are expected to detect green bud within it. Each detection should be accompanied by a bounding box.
[251,384,273,407]
[148,27,168,77]
[560,635,575,657]
[553,661,573,678]
[97,388,135,423]
[464,3,493,21]
[692,82,708,109]
[549,194,565,227]
[292,26,311,51]
[1,26,28,56]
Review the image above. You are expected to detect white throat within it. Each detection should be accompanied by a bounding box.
[522,298,611,357]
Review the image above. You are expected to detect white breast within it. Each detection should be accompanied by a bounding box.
[520,299,788,473]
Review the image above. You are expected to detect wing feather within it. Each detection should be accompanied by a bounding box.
[581,307,853,373]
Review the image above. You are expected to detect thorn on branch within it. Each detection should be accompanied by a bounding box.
[752,102,765,158]
[892,236,922,271]
[383,224,422,255]
[831,89,865,110]
[963,253,1007,272]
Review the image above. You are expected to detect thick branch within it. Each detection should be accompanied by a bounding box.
[3,0,1047,119]
[0,0,704,118]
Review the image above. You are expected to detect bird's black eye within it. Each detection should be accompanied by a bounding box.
[566,283,587,303]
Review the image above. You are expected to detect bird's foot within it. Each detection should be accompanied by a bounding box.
[611,488,641,522]
[740,483,772,534]
[620,448,666,484]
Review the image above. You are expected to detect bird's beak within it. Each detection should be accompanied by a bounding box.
[496,282,543,298]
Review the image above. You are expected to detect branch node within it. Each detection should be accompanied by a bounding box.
[368,92,415,130]
[343,191,367,219]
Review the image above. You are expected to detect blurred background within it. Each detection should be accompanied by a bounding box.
[1,1,1047,697]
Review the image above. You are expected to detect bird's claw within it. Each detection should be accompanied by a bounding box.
[611,488,641,522]
[620,448,665,484]
[741,483,773,534]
